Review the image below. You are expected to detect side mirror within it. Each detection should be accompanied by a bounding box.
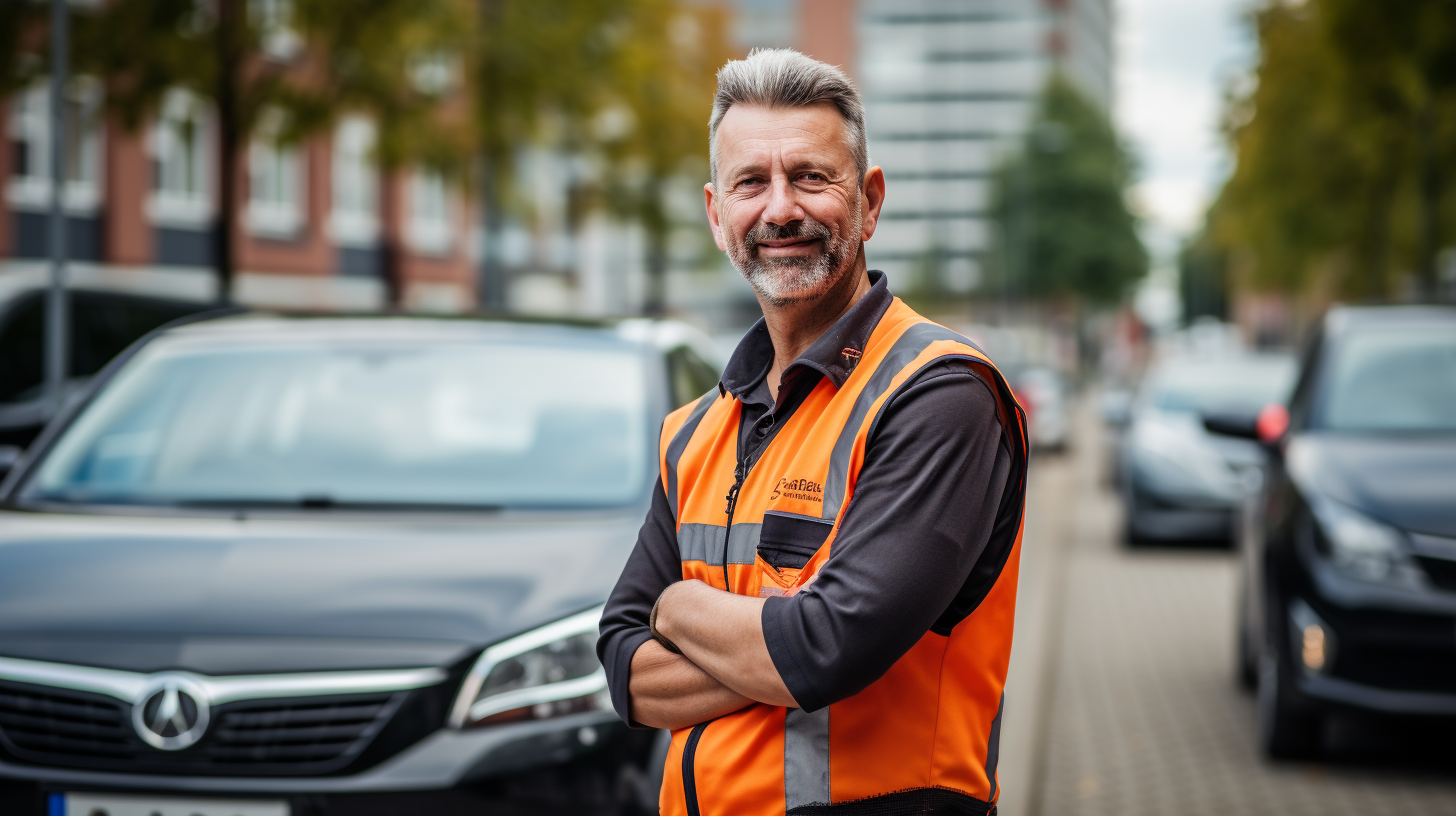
[1203,403,1289,446]
[1100,390,1132,427]
[0,445,22,481]
[1203,411,1259,440]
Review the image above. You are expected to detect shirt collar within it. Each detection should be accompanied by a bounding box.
[719,270,893,402]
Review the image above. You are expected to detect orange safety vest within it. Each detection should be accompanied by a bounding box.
[656,298,1029,816]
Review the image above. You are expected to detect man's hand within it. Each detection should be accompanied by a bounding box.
[655,579,800,708]
[628,640,753,730]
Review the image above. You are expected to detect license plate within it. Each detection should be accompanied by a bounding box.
[56,792,289,816]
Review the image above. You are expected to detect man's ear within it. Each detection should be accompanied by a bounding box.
[704,182,728,251]
[860,166,886,243]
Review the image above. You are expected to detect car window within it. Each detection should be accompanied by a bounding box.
[666,346,720,409]
[1144,355,1296,415]
[1316,324,1456,432]
[21,335,652,509]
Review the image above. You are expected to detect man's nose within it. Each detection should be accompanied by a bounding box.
[761,175,805,226]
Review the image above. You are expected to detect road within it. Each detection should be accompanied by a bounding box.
[997,399,1456,816]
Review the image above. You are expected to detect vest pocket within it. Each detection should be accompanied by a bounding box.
[759,511,834,570]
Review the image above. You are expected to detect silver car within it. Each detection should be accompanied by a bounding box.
[1119,353,1296,544]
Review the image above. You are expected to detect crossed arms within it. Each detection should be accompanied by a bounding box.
[628,579,797,731]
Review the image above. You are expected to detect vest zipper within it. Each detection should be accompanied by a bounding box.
[723,410,774,590]
[723,459,748,591]
[681,721,710,816]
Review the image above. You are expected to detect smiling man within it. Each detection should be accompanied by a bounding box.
[598,49,1030,816]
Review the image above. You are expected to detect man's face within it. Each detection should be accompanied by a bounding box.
[706,103,883,306]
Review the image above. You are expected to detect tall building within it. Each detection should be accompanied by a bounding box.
[727,0,1114,296]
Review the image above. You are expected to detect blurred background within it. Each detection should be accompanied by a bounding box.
[2,0,1455,814]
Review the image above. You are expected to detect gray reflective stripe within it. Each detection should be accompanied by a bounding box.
[784,706,830,810]
[985,691,1005,800]
[664,391,718,521]
[822,322,970,520]
[727,523,761,565]
[677,522,760,565]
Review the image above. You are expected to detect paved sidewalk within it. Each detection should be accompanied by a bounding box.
[1001,400,1456,816]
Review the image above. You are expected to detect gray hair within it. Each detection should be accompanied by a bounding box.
[708,48,868,186]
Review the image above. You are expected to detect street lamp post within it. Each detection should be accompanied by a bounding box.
[45,0,70,413]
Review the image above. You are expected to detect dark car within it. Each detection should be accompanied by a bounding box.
[1229,306,1456,759]
[1118,352,1296,544]
[0,313,723,815]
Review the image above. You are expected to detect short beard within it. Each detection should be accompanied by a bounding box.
[726,208,862,307]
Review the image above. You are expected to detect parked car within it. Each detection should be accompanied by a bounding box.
[1118,351,1297,544]
[1227,306,1456,759]
[0,285,212,448]
[0,313,723,815]
[1016,367,1071,452]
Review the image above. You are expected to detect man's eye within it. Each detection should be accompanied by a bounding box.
[799,173,826,183]
[736,178,764,189]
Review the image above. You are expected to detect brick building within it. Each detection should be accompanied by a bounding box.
[2,77,477,312]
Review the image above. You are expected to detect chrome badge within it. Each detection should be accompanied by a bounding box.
[132,674,210,750]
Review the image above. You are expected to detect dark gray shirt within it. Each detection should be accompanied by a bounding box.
[597,272,1019,721]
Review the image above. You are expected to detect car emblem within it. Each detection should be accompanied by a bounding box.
[132,674,211,751]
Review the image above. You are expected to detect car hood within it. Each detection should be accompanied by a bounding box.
[0,507,644,675]
[1287,433,1456,537]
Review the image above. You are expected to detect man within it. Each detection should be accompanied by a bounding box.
[598,49,1028,816]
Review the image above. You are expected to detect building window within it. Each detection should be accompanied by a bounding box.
[246,111,306,239]
[148,88,212,227]
[250,0,302,61]
[329,116,378,246]
[407,170,453,256]
[6,77,104,213]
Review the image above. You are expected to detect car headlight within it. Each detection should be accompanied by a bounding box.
[449,606,609,729]
[1309,497,1413,583]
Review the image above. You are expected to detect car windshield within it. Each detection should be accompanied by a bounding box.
[1145,355,1296,415]
[1318,323,1456,433]
[21,328,652,509]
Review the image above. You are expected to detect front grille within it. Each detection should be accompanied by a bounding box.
[1417,556,1456,592]
[0,679,405,776]
[207,695,400,766]
[0,684,131,759]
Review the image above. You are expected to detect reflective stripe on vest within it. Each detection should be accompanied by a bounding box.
[656,298,1029,816]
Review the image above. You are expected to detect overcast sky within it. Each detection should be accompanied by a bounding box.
[1115,0,1255,243]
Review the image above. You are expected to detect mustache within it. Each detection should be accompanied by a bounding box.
[745,219,833,248]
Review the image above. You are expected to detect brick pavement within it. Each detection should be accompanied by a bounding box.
[1028,413,1456,816]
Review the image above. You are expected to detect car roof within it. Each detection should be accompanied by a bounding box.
[1326,304,1456,334]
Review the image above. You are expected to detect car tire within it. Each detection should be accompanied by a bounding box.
[1122,481,1151,547]
[1236,588,1257,691]
[1257,642,1322,759]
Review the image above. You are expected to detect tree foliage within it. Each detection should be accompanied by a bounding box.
[989,75,1147,305]
[68,0,474,303]
[470,0,729,311]
[1211,0,1456,301]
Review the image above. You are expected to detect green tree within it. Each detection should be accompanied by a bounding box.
[589,1,731,315]
[0,1,46,98]
[989,75,1147,305]
[471,0,728,312]
[75,0,474,304]
[1212,0,1456,301]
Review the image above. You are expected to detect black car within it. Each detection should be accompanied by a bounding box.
[0,313,723,814]
[1228,306,1456,759]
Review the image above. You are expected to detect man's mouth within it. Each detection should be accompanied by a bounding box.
[755,237,822,255]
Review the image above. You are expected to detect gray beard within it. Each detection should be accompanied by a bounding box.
[727,210,862,307]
